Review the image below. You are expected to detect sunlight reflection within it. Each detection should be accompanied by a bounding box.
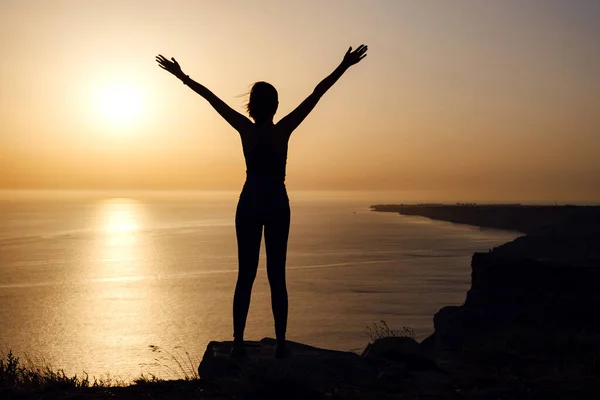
[101,199,141,248]
[92,198,148,279]
[80,198,156,373]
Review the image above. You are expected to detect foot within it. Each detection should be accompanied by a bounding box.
[229,342,246,359]
[275,341,291,359]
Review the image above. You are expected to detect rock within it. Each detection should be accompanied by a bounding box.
[363,337,444,374]
[432,305,467,350]
[361,336,420,360]
[198,338,381,388]
[197,337,450,397]
[360,337,451,394]
[408,369,453,387]
[197,341,243,379]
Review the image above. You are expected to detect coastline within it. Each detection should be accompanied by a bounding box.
[370,203,600,234]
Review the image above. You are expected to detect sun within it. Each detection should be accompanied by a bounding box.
[96,83,144,128]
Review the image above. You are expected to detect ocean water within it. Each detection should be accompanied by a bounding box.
[0,190,519,379]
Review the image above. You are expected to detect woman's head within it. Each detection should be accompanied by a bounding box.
[246,81,278,123]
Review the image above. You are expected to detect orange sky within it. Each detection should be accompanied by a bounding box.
[1,0,599,202]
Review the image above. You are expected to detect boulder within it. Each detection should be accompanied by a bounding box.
[198,338,381,387]
[361,336,421,360]
[197,337,449,397]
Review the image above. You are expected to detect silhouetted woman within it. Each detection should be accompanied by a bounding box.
[156,44,368,358]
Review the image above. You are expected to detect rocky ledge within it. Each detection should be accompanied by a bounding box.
[198,337,449,399]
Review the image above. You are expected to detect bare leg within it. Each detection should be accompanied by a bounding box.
[264,201,290,357]
[232,198,262,356]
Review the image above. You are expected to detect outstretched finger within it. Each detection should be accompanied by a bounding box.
[171,57,180,66]
[359,54,367,61]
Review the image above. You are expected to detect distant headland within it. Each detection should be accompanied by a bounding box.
[370,203,600,234]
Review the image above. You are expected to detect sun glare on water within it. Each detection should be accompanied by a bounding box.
[93,198,148,278]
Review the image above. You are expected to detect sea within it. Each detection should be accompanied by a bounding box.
[0,190,519,380]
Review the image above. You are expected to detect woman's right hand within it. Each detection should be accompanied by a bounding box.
[341,45,368,68]
[156,54,185,79]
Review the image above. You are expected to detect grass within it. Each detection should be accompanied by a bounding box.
[0,350,125,391]
[0,347,341,399]
[138,344,200,382]
[0,344,201,394]
[365,320,416,343]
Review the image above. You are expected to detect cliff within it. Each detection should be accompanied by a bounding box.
[429,210,600,381]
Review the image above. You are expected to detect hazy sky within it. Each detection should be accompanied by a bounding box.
[1,0,599,202]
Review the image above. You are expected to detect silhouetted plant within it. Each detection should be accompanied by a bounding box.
[0,350,125,390]
[2,346,201,391]
[0,351,20,385]
[133,372,162,385]
[366,320,415,342]
[139,345,199,381]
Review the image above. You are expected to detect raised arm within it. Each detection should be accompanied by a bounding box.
[277,44,368,135]
[156,54,252,134]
